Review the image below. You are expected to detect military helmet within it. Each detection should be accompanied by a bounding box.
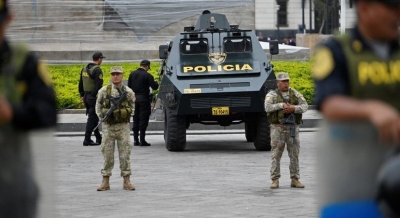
[276,72,290,81]
[110,66,123,74]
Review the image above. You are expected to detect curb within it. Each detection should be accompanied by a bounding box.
[56,119,320,132]
[56,105,319,114]
[55,128,319,137]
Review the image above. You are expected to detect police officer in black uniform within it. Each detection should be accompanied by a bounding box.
[312,0,400,216]
[128,60,159,146]
[79,51,104,146]
[0,0,57,216]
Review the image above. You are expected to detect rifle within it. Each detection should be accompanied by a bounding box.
[276,90,296,138]
[279,113,296,138]
[94,90,127,131]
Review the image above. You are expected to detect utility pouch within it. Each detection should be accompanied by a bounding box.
[113,109,121,120]
[120,109,128,119]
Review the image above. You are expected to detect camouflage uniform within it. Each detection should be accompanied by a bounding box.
[265,86,308,180]
[95,83,135,177]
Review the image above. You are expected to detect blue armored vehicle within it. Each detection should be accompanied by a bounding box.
[157,13,278,151]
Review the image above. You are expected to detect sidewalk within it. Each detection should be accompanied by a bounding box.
[47,132,319,218]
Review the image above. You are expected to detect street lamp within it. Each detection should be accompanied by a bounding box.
[276,4,280,43]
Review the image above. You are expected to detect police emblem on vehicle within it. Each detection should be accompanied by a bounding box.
[208,52,227,65]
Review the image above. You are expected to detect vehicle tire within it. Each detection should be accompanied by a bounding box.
[245,121,255,142]
[163,109,167,140]
[253,111,271,151]
[164,108,186,151]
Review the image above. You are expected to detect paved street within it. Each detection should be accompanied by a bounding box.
[33,131,319,218]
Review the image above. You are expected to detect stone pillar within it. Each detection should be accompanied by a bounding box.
[296,34,320,54]
[296,34,334,55]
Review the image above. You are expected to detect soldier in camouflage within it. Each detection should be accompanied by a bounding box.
[264,72,308,189]
[95,66,136,191]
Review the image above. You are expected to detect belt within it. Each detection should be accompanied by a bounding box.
[84,91,92,94]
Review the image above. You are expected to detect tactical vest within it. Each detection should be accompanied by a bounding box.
[82,65,99,92]
[267,88,302,124]
[101,85,133,124]
[337,35,400,110]
[0,44,29,113]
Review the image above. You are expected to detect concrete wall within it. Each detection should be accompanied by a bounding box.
[7,0,355,44]
[6,1,254,44]
[5,0,257,63]
[5,0,313,63]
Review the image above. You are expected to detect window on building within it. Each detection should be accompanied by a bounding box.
[276,0,288,27]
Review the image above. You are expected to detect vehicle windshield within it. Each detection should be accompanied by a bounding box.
[180,39,208,54]
[224,37,252,53]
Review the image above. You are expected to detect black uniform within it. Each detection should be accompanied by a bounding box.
[78,63,103,145]
[0,40,57,218]
[128,68,159,144]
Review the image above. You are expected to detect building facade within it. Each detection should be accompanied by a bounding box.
[255,0,356,44]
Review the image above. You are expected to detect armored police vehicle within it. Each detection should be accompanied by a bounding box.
[157,13,278,151]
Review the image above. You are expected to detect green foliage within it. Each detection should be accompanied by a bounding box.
[271,61,314,105]
[50,61,313,109]
[50,65,83,109]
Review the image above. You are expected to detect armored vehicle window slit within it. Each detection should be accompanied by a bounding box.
[180,39,208,54]
[224,37,252,53]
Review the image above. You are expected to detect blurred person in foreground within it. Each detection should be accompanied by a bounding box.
[95,66,136,191]
[312,0,400,217]
[0,0,57,217]
[78,51,105,146]
[265,72,308,189]
[128,60,159,146]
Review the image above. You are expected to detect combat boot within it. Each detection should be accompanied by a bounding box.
[96,136,102,145]
[140,141,151,146]
[97,176,110,191]
[83,139,99,146]
[140,130,151,146]
[123,176,135,190]
[133,131,140,146]
[94,130,102,144]
[291,178,305,188]
[270,179,279,189]
[83,132,99,146]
